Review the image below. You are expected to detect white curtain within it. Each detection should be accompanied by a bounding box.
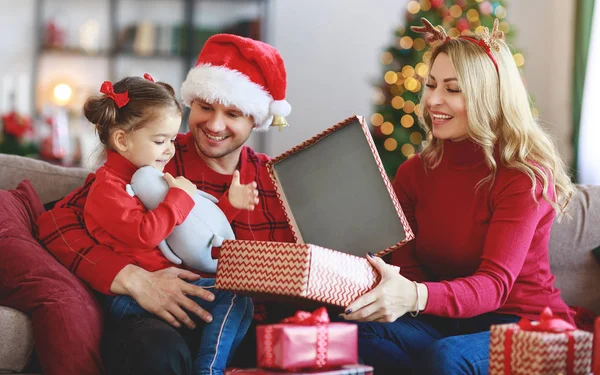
[578,2,600,184]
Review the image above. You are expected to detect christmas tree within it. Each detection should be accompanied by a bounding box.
[371,0,527,177]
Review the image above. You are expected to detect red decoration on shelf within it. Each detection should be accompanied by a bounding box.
[2,111,32,139]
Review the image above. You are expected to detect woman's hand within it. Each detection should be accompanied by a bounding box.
[342,254,425,323]
[110,264,215,329]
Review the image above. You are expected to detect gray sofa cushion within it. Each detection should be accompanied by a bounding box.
[549,185,600,314]
[0,306,34,373]
[0,154,89,204]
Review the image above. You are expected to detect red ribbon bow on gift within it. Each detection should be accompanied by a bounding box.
[100,81,130,108]
[271,307,330,369]
[517,307,576,333]
[503,307,577,375]
[281,307,330,325]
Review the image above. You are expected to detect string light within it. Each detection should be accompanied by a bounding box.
[416,63,429,78]
[449,5,463,18]
[373,88,385,105]
[466,9,480,22]
[390,85,404,96]
[475,25,486,33]
[371,113,384,126]
[401,143,415,157]
[403,101,416,113]
[495,6,507,19]
[423,51,432,63]
[513,53,525,67]
[413,38,427,51]
[384,71,398,84]
[407,0,421,14]
[448,28,460,38]
[391,96,405,109]
[381,51,393,65]
[404,77,419,91]
[381,122,394,135]
[400,36,414,49]
[410,131,423,144]
[402,65,415,77]
[384,138,398,151]
[401,115,415,128]
[421,0,431,11]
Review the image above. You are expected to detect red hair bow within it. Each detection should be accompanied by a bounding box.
[143,73,155,82]
[100,81,129,108]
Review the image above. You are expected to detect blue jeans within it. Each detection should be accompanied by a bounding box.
[106,278,253,375]
[357,312,520,375]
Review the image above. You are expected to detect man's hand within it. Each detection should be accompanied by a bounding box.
[111,264,215,329]
[228,170,259,210]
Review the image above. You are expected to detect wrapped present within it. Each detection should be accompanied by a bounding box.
[256,307,357,371]
[593,317,600,375]
[489,307,593,375]
[216,116,412,306]
[225,364,373,375]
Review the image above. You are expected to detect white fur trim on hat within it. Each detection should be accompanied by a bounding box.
[181,64,273,131]
[270,100,291,117]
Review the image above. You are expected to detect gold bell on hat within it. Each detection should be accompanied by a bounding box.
[271,115,289,131]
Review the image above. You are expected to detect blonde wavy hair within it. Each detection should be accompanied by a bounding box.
[417,35,574,219]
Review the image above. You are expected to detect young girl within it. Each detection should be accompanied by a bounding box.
[343,19,575,375]
[83,75,255,375]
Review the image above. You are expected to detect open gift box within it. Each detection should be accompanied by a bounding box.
[215,116,414,306]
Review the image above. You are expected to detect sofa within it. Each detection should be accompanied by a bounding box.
[1,153,600,375]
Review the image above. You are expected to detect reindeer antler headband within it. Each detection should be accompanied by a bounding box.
[411,17,505,73]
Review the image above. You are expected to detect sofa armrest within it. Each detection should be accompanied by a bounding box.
[0,306,34,373]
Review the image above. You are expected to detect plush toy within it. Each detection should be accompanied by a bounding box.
[125,166,234,273]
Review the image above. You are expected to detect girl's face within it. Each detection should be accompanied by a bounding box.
[120,110,181,172]
[422,53,469,142]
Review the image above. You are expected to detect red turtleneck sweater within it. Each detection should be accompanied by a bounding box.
[84,151,196,271]
[391,139,574,323]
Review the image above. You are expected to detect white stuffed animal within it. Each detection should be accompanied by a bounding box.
[125,166,235,273]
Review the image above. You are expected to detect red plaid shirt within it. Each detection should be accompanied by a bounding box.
[37,133,295,299]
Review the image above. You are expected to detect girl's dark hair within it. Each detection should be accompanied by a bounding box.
[84,76,182,148]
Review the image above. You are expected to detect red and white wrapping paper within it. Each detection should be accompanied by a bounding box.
[215,239,399,307]
[225,364,373,375]
[256,308,357,371]
[489,308,593,375]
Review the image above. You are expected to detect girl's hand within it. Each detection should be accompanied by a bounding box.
[163,173,197,198]
[228,170,259,210]
[342,254,421,322]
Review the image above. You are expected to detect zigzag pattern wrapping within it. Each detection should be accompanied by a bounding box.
[266,116,414,258]
[216,240,311,297]
[489,323,593,375]
[215,239,398,306]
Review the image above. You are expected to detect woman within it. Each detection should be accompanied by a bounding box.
[342,18,575,375]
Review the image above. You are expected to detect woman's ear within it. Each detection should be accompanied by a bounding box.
[111,129,130,152]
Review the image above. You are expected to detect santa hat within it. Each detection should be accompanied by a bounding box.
[181,34,291,131]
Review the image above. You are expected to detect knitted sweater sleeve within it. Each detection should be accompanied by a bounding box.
[84,178,195,249]
[390,156,430,282]
[423,172,553,317]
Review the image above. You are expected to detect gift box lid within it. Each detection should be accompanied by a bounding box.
[268,116,414,257]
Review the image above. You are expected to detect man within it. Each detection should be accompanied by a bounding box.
[37,34,296,374]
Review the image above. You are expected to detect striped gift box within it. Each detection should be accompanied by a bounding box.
[215,239,399,307]
[489,322,593,375]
